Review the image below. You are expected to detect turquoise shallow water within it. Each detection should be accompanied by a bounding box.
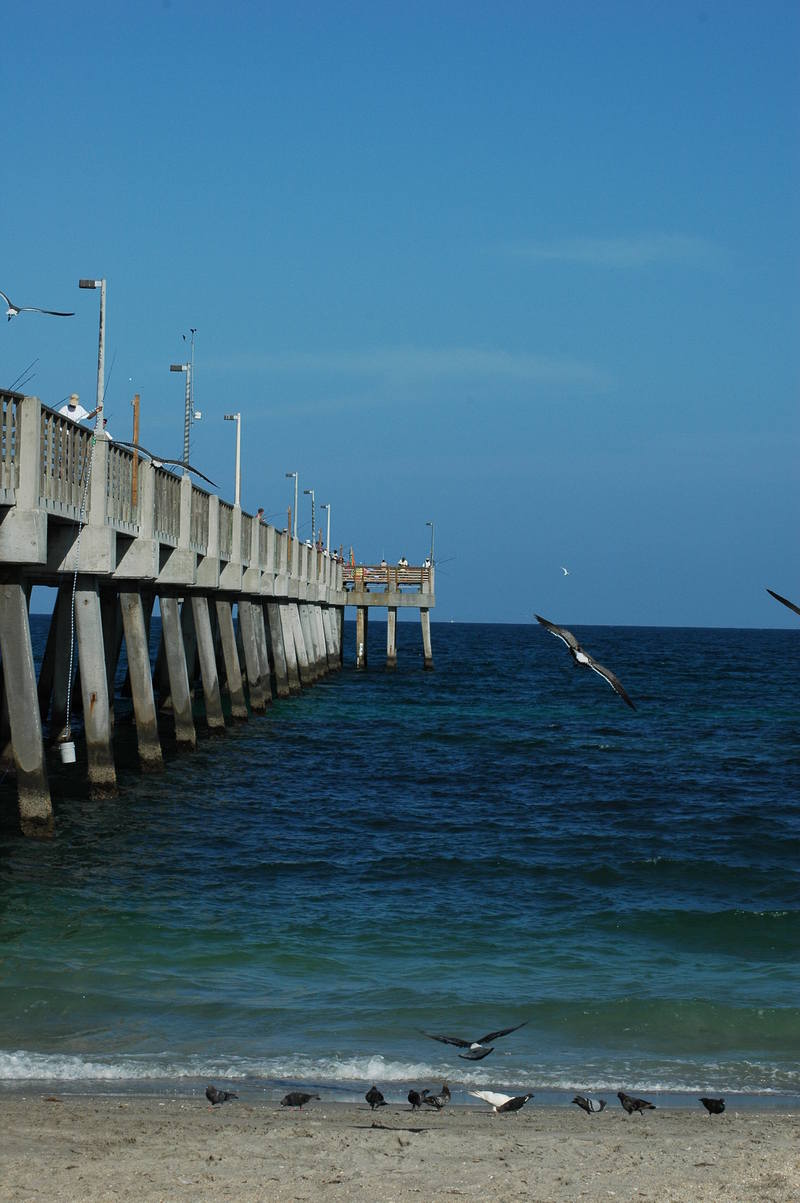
[0,619,798,1104]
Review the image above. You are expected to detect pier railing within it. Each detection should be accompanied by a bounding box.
[343,564,433,591]
[0,392,344,598]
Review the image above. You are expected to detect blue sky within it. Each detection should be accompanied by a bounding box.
[3,1,798,625]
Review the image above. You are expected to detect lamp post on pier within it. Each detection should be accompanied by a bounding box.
[426,519,435,564]
[169,361,192,470]
[223,412,241,506]
[303,487,315,546]
[320,502,331,553]
[285,472,298,539]
[78,277,106,430]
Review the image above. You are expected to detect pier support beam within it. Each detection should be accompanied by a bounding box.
[356,606,368,669]
[238,599,267,712]
[75,576,117,796]
[420,606,434,671]
[386,606,397,670]
[298,604,317,683]
[159,596,196,748]
[0,577,53,837]
[292,603,313,687]
[119,590,163,771]
[266,602,290,697]
[192,595,226,733]
[216,599,248,720]
[254,602,273,704]
[278,603,302,694]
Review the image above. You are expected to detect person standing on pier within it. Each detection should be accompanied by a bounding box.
[59,393,100,425]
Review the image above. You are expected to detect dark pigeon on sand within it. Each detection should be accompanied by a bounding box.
[408,1089,427,1110]
[422,1082,451,1110]
[365,1085,387,1110]
[535,614,636,709]
[281,1091,320,1109]
[205,1084,238,1106]
[421,1020,528,1061]
[572,1094,607,1115]
[617,1090,656,1115]
[700,1096,725,1115]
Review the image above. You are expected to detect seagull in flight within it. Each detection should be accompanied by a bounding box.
[0,288,75,322]
[535,614,636,710]
[421,1021,527,1061]
[560,566,570,576]
[115,440,218,487]
[766,588,800,617]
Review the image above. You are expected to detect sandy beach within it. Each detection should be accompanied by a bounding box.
[2,1094,798,1202]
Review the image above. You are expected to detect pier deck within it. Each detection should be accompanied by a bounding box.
[0,391,434,836]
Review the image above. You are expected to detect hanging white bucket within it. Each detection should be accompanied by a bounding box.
[59,741,76,765]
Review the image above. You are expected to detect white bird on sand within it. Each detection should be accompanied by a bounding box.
[469,1090,533,1114]
[0,288,75,321]
[535,614,636,710]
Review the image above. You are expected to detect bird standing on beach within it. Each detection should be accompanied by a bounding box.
[205,1085,238,1106]
[469,1090,533,1114]
[699,1097,725,1115]
[422,1083,451,1110]
[617,1091,656,1115]
[0,287,75,322]
[280,1091,320,1109]
[421,1021,528,1061]
[571,1094,607,1115]
[535,614,636,710]
[408,1089,426,1110]
[365,1085,387,1110]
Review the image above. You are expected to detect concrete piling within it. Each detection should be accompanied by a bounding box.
[119,589,164,771]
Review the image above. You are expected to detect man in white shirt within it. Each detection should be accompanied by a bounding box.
[58,393,100,424]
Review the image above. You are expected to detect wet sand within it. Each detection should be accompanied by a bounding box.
[2,1094,798,1201]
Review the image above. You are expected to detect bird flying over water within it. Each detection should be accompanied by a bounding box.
[421,1021,527,1061]
[365,1085,387,1110]
[469,1090,533,1114]
[205,1084,238,1105]
[280,1091,320,1109]
[0,288,74,321]
[699,1096,725,1115]
[617,1090,655,1115]
[114,439,218,487]
[766,588,800,617]
[560,566,570,576]
[571,1094,607,1115]
[535,614,636,710]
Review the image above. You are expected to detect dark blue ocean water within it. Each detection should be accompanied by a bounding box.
[1,619,798,1104]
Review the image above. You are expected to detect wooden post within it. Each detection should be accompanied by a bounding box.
[131,393,140,507]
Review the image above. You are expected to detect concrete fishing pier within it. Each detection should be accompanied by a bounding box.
[0,392,435,838]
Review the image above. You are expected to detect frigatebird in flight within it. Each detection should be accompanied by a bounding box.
[115,440,217,488]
